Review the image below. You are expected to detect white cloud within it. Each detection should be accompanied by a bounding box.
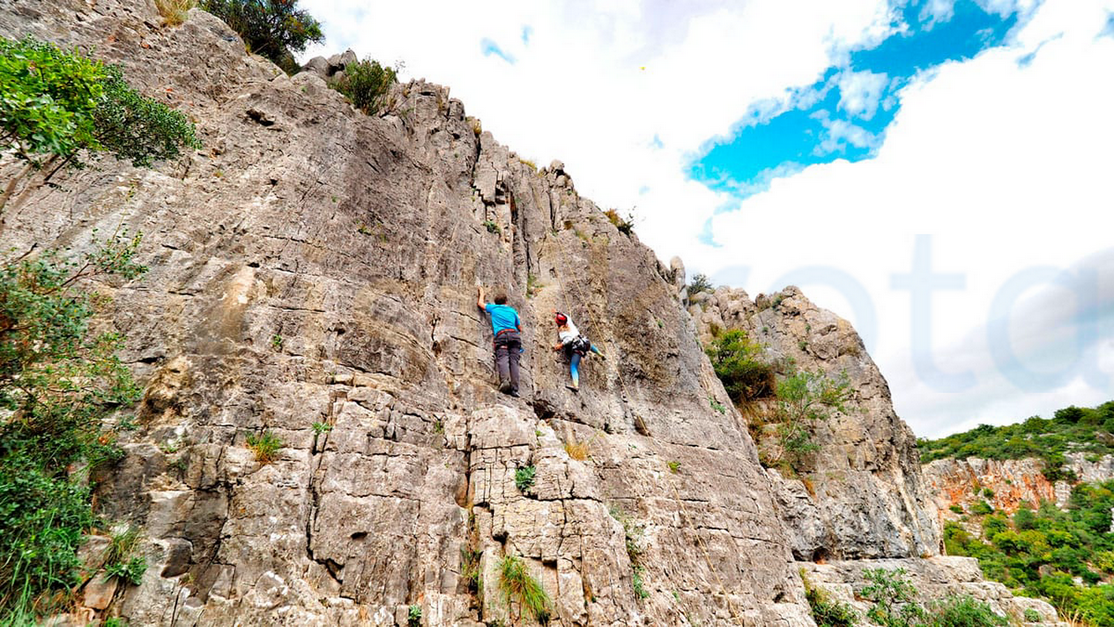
[837,69,889,119]
[700,0,1114,436]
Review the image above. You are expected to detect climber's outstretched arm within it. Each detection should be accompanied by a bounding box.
[476,286,485,310]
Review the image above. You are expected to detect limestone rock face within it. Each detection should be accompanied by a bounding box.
[799,557,1063,626]
[0,1,813,624]
[690,286,941,560]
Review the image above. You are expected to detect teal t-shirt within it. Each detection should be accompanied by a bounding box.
[484,303,520,334]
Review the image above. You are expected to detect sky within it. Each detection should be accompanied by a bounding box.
[299,0,1114,438]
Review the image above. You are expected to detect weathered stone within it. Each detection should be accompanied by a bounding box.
[694,285,941,560]
[83,575,118,610]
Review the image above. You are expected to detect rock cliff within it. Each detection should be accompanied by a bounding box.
[688,286,941,561]
[2,1,810,624]
[0,1,1062,625]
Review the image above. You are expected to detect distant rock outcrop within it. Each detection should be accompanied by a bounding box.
[689,286,942,561]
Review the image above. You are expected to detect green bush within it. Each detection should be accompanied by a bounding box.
[329,57,397,115]
[687,273,714,296]
[497,555,551,624]
[245,430,283,463]
[860,568,924,627]
[803,574,857,627]
[201,0,323,74]
[104,556,147,586]
[0,36,199,211]
[407,604,421,626]
[774,369,851,465]
[93,65,201,167]
[704,329,775,403]
[0,234,146,620]
[631,565,649,599]
[514,465,535,494]
[944,481,1114,625]
[926,595,1007,626]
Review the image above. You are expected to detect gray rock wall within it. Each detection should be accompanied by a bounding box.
[689,286,941,560]
[0,1,813,624]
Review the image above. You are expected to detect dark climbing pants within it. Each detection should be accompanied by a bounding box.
[494,330,521,393]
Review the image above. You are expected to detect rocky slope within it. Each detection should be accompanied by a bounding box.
[688,286,940,561]
[2,1,811,625]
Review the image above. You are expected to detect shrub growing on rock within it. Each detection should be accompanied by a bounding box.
[704,329,775,404]
[201,0,324,74]
[0,233,147,621]
[0,36,200,211]
[497,555,551,624]
[328,57,398,115]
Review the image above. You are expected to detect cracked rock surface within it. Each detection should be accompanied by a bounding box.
[1,1,812,624]
[689,286,942,561]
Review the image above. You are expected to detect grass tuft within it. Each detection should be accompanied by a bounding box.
[246,430,284,463]
[155,0,196,25]
[497,555,551,624]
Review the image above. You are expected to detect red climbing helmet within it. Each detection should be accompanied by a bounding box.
[555,312,568,326]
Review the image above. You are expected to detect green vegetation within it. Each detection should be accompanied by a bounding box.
[918,402,1114,481]
[200,0,323,74]
[0,36,200,211]
[0,234,146,621]
[609,505,647,601]
[704,329,776,404]
[804,567,1009,627]
[245,430,283,463]
[271,333,283,351]
[460,544,483,597]
[667,461,680,474]
[773,369,851,465]
[944,481,1114,625]
[709,397,726,414]
[407,604,421,626]
[603,208,634,236]
[861,568,926,627]
[482,220,501,235]
[632,566,649,599]
[801,570,857,627]
[514,465,535,494]
[104,556,147,586]
[687,273,714,296]
[328,57,397,115]
[497,555,551,624]
[311,422,332,436]
[926,595,1008,627]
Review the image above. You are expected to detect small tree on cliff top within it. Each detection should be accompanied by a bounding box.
[201,0,324,74]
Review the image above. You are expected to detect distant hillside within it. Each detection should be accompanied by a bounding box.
[919,402,1114,480]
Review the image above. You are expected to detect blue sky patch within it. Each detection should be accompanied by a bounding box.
[690,0,1026,201]
[481,38,515,64]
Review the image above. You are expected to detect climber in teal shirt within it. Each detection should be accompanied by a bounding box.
[477,286,522,396]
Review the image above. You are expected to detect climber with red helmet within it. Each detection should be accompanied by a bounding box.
[552,311,604,391]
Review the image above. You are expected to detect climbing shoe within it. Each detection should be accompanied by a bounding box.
[565,383,579,392]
